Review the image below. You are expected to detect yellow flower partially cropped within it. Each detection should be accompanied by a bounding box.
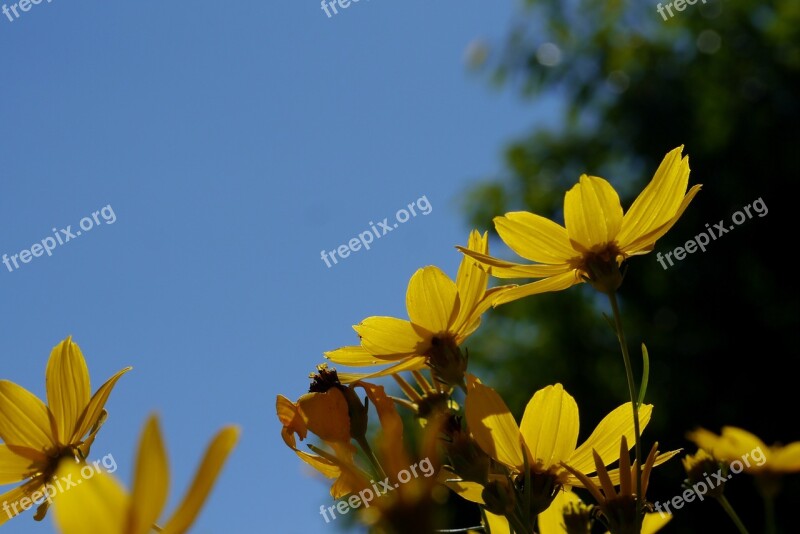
[326,230,513,386]
[0,336,131,524]
[465,377,655,488]
[458,146,701,303]
[52,415,239,534]
[687,426,800,474]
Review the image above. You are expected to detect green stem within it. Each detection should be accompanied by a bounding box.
[716,495,751,534]
[355,436,386,480]
[762,491,776,534]
[607,291,643,532]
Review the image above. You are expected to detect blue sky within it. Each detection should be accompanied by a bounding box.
[0,1,558,532]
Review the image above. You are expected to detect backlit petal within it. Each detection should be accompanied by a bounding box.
[491,271,580,306]
[406,266,459,334]
[297,389,351,443]
[485,512,512,534]
[0,444,38,485]
[161,426,240,534]
[337,356,428,383]
[642,512,672,534]
[567,403,653,474]
[520,384,579,470]
[495,211,576,264]
[768,442,800,473]
[71,367,131,444]
[0,380,55,451]
[354,317,427,357]
[617,146,691,249]
[454,231,490,333]
[0,476,49,526]
[564,175,623,250]
[130,416,169,534]
[620,184,701,254]
[46,337,91,446]
[465,376,524,470]
[538,489,582,534]
[52,461,128,534]
[325,346,395,366]
[457,246,572,279]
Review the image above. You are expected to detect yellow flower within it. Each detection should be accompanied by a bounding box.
[458,146,701,303]
[687,426,800,475]
[326,230,513,386]
[52,415,239,534]
[465,377,655,489]
[0,336,131,524]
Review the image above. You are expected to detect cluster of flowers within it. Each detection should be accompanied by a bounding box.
[0,337,240,533]
[277,146,800,533]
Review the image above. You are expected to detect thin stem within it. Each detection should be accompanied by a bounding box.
[761,491,776,534]
[607,291,643,532]
[716,495,751,534]
[355,436,386,480]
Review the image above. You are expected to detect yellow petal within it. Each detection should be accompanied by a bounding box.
[406,266,459,334]
[46,337,91,446]
[0,444,38,485]
[0,380,56,451]
[276,395,307,441]
[616,146,691,249]
[465,375,524,470]
[353,317,426,357]
[485,511,512,534]
[567,403,653,475]
[538,489,582,534]
[71,367,132,445]
[620,184,701,254]
[454,230,490,332]
[520,384,579,469]
[567,449,680,487]
[491,271,580,306]
[52,460,128,534]
[769,442,800,473]
[325,346,391,366]
[161,426,240,534]
[457,246,572,279]
[297,389,351,443]
[687,426,768,463]
[642,511,672,534]
[564,175,623,251]
[130,416,169,534]
[496,211,576,264]
[456,284,518,341]
[337,356,427,383]
[437,468,485,504]
[0,476,46,526]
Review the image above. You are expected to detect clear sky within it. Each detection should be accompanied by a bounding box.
[0,1,556,532]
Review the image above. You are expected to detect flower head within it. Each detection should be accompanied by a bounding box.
[687,426,800,475]
[458,146,701,303]
[52,415,239,534]
[326,230,513,387]
[0,337,131,524]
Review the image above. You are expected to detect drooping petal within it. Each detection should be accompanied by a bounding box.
[491,271,580,306]
[0,444,39,485]
[46,337,91,446]
[465,376,524,470]
[296,389,351,443]
[71,367,132,444]
[325,346,392,366]
[130,416,170,534]
[520,384,579,470]
[406,266,460,334]
[457,246,572,279]
[52,461,128,534]
[537,489,583,534]
[337,356,428,383]
[495,211,577,265]
[616,146,691,249]
[160,426,240,534]
[276,395,307,441]
[0,475,49,526]
[564,175,624,251]
[0,380,56,451]
[567,403,653,475]
[437,468,485,504]
[353,317,427,358]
